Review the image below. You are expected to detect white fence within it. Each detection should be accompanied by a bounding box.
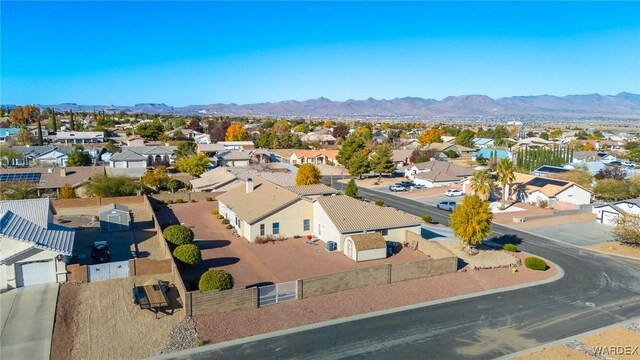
[87,260,130,282]
[257,280,298,307]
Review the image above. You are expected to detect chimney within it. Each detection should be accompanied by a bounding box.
[60,168,67,177]
[246,178,254,193]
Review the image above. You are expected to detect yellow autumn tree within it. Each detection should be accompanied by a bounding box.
[59,184,77,199]
[418,128,445,147]
[322,120,333,128]
[225,123,249,141]
[295,163,322,185]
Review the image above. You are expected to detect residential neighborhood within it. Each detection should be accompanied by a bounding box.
[2,1,640,359]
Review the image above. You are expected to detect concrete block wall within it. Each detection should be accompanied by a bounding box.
[301,264,390,298]
[390,257,457,282]
[189,287,258,315]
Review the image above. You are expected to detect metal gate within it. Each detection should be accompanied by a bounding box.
[88,260,130,282]
[258,280,298,307]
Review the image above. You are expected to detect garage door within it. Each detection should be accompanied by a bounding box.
[17,261,54,287]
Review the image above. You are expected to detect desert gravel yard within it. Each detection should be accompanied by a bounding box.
[195,261,558,345]
[589,242,640,259]
[51,275,184,360]
[438,241,521,269]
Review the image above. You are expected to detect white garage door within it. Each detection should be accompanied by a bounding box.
[17,261,54,287]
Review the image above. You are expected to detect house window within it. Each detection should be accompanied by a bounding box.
[303,219,310,231]
[380,229,388,236]
[260,224,265,236]
[272,222,280,235]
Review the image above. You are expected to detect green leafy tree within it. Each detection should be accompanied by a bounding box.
[612,214,640,246]
[37,117,43,146]
[66,147,92,166]
[174,153,210,177]
[369,143,395,177]
[336,135,366,165]
[450,195,493,251]
[470,170,494,201]
[496,159,516,205]
[136,120,164,140]
[539,132,550,141]
[550,129,563,140]
[594,179,634,201]
[455,129,475,148]
[0,148,20,167]
[559,169,593,189]
[50,108,57,131]
[344,178,358,198]
[173,244,202,266]
[174,141,197,159]
[167,178,180,193]
[16,128,33,145]
[347,150,371,179]
[84,175,140,197]
[295,163,322,185]
[69,110,75,131]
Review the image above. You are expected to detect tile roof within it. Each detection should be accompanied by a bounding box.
[0,211,74,255]
[291,149,340,159]
[197,144,225,152]
[391,149,413,162]
[190,167,238,190]
[414,171,460,182]
[216,179,302,224]
[404,161,474,177]
[316,195,421,233]
[55,131,104,140]
[283,184,340,196]
[110,149,147,161]
[348,232,387,251]
[0,198,51,228]
[0,166,105,189]
[216,150,252,160]
[122,146,176,156]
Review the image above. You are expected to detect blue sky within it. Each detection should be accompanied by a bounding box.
[2,1,639,106]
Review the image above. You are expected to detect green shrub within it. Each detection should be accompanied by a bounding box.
[503,243,517,252]
[226,224,233,229]
[166,199,174,204]
[195,338,204,347]
[175,198,184,204]
[422,214,432,223]
[205,197,213,202]
[215,214,224,219]
[173,244,202,266]
[211,210,219,215]
[163,225,194,245]
[199,269,234,292]
[524,256,547,271]
[222,219,230,225]
[190,199,196,203]
[375,199,384,206]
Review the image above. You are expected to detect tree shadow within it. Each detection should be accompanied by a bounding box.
[200,257,239,268]
[489,234,523,245]
[196,240,231,250]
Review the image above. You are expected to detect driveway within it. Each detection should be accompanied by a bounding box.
[1,283,59,360]
[525,222,614,246]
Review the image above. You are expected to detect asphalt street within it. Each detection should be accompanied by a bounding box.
[163,178,640,360]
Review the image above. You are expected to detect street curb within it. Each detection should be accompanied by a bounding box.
[150,262,565,359]
[495,316,640,360]
[495,223,640,262]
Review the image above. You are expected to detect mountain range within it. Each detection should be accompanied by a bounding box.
[20,92,640,118]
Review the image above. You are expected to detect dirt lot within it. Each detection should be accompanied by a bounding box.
[516,323,640,360]
[158,201,427,290]
[51,275,184,360]
[195,257,558,344]
[589,242,640,259]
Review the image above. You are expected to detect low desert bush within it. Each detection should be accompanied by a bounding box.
[175,198,184,204]
[190,199,196,203]
[375,199,384,206]
[166,199,174,204]
[524,256,547,271]
[215,214,224,219]
[254,234,286,244]
[503,243,517,252]
[422,214,432,223]
[221,219,230,225]
[199,269,234,292]
[537,200,548,209]
[211,210,219,215]
[173,244,202,266]
[163,225,194,245]
[205,197,213,202]
[226,224,233,229]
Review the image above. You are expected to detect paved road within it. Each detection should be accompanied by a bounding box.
[1,283,58,360]
[163,179,640,360]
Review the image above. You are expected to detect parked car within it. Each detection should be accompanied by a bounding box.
[386,241,402,257]
[91,241,111,263]
[389,184,408,192]
[400,181,415,189]
[445,189,465,197]
[437,201,457,212]
[414,184,426,189]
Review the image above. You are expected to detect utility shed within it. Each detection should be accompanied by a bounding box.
[99,204,130,232]
[343,233,387,262]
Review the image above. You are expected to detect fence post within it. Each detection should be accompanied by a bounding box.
[129,259,136,276]
[387,263,392,284]
[252,287,259,308]
[297,279,303,299]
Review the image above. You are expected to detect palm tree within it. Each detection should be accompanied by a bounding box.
[469,170,494,201]
[496,158,516,206]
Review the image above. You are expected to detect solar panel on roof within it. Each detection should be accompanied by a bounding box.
[0,173,42,183]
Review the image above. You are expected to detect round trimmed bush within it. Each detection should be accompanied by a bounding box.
[166,200,174,204]
[503,243,517,252]
[422,214,432,223]
[215,214,224,219]
[175,198,184,204]
[524,256,547,271]
[205,197,213,202]
[199,269,234,292]
[173,244,202,266]
[211,210,219,215]
[190,199,196,203]
[221,219,230,225]
[375,199,384,206]
[163,225,194,245]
